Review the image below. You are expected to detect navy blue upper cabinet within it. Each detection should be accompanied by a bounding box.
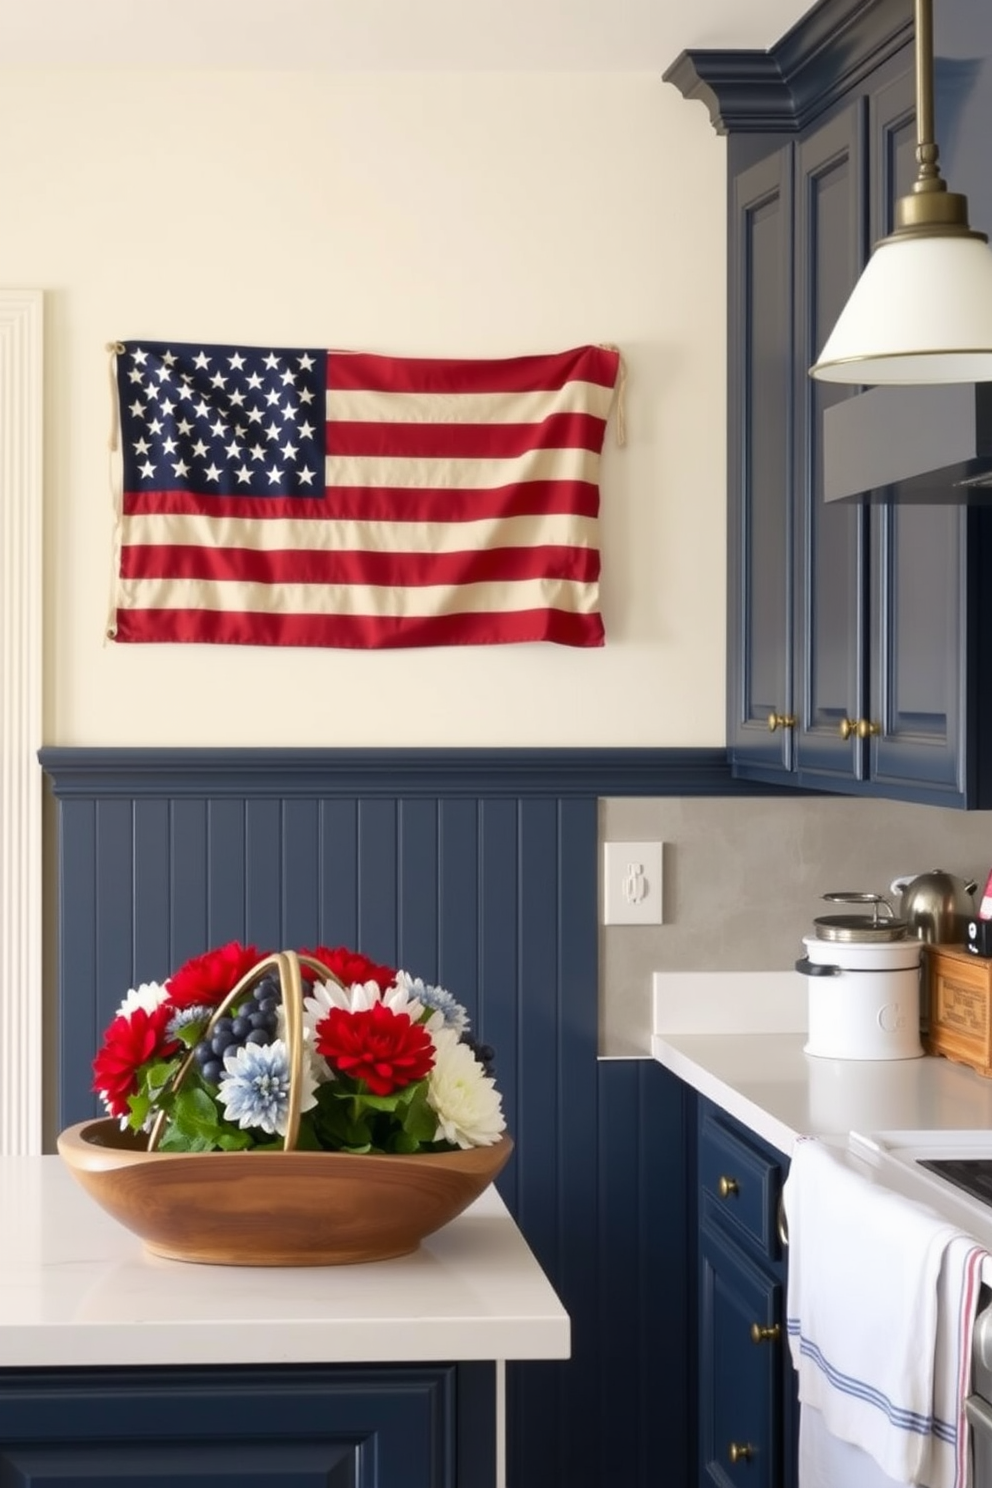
[668,0,992,808]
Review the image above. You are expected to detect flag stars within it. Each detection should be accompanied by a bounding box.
[148,417,163,435]
[297,353,315,372]
[265,422,281,441]
[154,365,172,383]
[138,460,155,479]
[266,466,284,484]
[209,418,226,439]
[127,367,144,385]
[132,348,148,366]
[132,437,151,455]
[246,372,263,390]
[193,351,211,370]
[228,352,246,370]
[298,387,315,405]
[162,436,178,455]
[279,368,296,386]
[281,403,297,422]
[204,463,222,482]
[171,458,190,478]
[129,400,146,419]
[263,353,280,370]
[264,388,281,407]
[235,466,252,484]
[209,372,228,390]
[298,466,315,485]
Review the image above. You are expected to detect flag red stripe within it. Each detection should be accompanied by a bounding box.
[120,543,600,587]
[114,607,605,649]
[328,346,620,396]
[122,482,601,522]
[327,411,607,459]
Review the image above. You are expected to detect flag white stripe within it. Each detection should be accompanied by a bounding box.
[117,576,599,618]
[122,512,599,554]
[324,446,601,490]
[325,381,616,425]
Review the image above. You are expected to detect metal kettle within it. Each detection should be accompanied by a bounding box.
[888,869,977,945]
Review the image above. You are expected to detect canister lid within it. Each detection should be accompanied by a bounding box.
[813,891,908,942]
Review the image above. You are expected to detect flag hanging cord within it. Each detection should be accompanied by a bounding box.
[105,341,126,641]
[599,344,626,447]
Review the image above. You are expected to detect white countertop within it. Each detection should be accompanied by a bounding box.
[650,969,992,1153]
[0,1158,570,1369]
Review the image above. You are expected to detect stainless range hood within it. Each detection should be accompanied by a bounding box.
[823,383,992,503]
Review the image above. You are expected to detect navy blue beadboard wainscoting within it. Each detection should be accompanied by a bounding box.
[39,747,773,1488]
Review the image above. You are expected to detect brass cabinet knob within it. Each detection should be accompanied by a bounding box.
[840,717,880,740]
[767,712,796,732]
[729,1443,755,1464]
[718,1175,739,1198]
[750,1322,781,1344]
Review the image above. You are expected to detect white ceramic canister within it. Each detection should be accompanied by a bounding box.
[798,933,924,1060]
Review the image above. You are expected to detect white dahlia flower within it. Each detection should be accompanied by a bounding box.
[427,1028,506,1149]
[115,980,170,1020]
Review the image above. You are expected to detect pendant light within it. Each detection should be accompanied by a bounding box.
[810,0,992,384]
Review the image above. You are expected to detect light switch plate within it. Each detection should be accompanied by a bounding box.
[603,841,663,925]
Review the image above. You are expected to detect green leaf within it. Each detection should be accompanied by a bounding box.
[174,1022,205,1048]
[157,1126,215,1153]
[215,1128,253,1151]
[402,1084,437,1145]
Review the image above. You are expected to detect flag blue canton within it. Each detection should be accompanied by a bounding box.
[118,341,326,499]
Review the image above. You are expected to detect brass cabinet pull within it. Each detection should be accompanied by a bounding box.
[840,717,881,740]
[718,1175,739,1198]
[729,1443,755,1464]
[750,1322,781,1344]
[767,712,796,732]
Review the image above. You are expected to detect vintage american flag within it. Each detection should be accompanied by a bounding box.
[108,340,621,649]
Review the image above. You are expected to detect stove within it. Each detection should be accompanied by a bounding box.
[846,1129,992,1487]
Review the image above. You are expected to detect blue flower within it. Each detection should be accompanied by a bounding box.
[394,972,470,1035]
[217,1038,317,1137]
[165,1003,213,1042]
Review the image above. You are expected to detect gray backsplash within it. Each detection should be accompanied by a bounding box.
[599,794,992,1056]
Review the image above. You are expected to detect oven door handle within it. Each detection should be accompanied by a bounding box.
[966,1393,992,1437]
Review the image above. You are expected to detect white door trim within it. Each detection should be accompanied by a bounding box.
[0,290,44,1154]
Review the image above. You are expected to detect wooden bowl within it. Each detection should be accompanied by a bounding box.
[57,1119,514,1266]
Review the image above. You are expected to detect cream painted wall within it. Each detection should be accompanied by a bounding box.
[0,68,728,747]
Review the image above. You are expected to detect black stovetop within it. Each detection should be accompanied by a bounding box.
[919,1158,992,1207]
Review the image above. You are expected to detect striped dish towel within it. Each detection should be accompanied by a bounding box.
[783,1137,986,1488]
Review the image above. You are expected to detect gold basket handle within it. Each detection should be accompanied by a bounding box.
[147,950,345,1153]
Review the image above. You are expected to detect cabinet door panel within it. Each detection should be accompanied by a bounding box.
[867,62,968,801]
[727,147,794,775]
[700,1223,783,1488]
[793,104,868,785]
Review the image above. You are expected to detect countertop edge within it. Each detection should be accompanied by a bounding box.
[651,1034,799,1155]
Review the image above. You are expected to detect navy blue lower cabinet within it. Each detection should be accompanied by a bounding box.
[0,1363,495,1488]
[696,1098,797,1488]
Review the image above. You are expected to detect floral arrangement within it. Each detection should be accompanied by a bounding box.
[92,941,506,1156]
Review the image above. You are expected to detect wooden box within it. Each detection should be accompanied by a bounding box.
[923,943,992,1077]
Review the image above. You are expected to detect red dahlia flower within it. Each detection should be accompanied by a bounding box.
[92,1004,178,1119]
[301,945,397,993]
[314,1002,435,1097]
[166,941,265,1010]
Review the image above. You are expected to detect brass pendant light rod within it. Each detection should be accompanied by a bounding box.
[896,0,986,239]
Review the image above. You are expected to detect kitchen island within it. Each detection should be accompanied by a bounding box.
[0,1158,568,1488]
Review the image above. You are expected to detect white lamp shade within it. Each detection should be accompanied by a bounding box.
[810,232,992,384]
